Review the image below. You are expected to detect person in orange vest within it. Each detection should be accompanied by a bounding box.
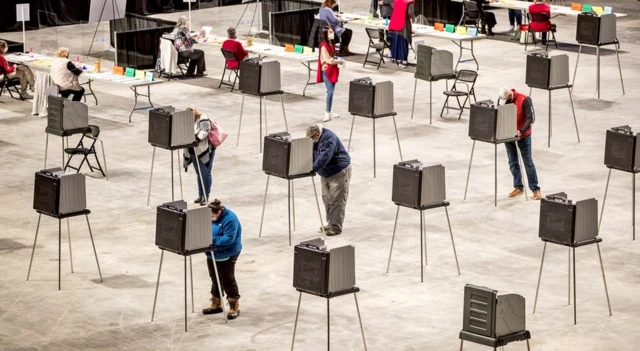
[498,87,542,200]
[386,0,414,67]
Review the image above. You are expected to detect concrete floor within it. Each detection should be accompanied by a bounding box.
[1,1,640,350]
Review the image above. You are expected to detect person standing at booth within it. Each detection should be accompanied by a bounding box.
[498,87,542,200]
[306,124,352,236]
[387,0,414,68]
[185,107,215,206]
[317,27,345,123]
[318,0,353,56]
[202,199,242,320]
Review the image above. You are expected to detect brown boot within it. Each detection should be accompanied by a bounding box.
[533,190,542,200]
[508,188,524,197]
[227,298,240,320]
[202,295,223,315]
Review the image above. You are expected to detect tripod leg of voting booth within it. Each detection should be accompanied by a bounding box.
[615,43,625,95]
[291,292,302,351]
[420,209,424,282]
[568,88,580,143]
[599,168,611,230]
[573,246,577,324]
[280,94,289,132]
[151,250,164,322]
[548,90,552,148]
[422,210,427,267]
[393,115,403,161]
[327,298,331,350]
[373,118,377,178]
[348,114,356,153]
[288,179,292,246]
[264,97,268,139]
[568,247,571,305]
[44,133,49,168]
[147,147,156,206]
[571,44,582,94]
[529,86,532,97]
[386,206,400,273]
[27,213,42,281]
[445,207,461,275]
[58,219,61,290]
[99,139,109,180]
[494,143,497,207]
[354,293,368,351]
[259,175,270,238]
[292,180,296,232]
[533,241,547,314]
[237,94,245,148]
[633,174,636,241]
[177,150,183,200]
[460,340,463,351]
[526,340,531,351]
[189,256,194,313]
[67,219,74,273]
[184,256,188,332]
[596,242,613,316]
[311,176,325,237]
[171,149,175,202]
[463,140,475,201]
[411,79,417,120]
[86,215,103,283]
[430,81,433,125]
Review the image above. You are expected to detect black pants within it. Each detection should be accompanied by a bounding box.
[482,12,497,27]
[179,48,207,75]
[207,254,240,299]
[338,28,353,49]
[60,87,85,101]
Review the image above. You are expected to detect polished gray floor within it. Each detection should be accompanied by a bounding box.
[1,1,640,350]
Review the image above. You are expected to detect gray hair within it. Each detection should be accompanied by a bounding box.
[227,27,237,39]
[498,87,511,101]
[176,16,189,29]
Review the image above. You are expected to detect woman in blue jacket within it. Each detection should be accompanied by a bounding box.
[202,199,243,320]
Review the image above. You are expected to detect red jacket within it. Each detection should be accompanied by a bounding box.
[316,42,339,84]
[222,39,248,70]
[511,89,534,138]
[0,55,15,74]
[529,2,552,32]
[389,0,414,31]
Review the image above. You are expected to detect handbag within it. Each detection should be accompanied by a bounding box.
[208,120,228,147]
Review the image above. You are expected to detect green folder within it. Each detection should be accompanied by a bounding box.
[582,4,592,12]
[125,67,135,77]
[294,45,304,53]
[445,24,455,33]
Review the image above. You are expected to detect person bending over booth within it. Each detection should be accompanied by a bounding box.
[51,47,85,101]
[202,199,242,320]
[0,40,35,99]
[498,87,542,200]
[387,0,414,68]
[174,16,207,77]
[319,0,353,56]
[221,27,248,69]
[185,107,216,206]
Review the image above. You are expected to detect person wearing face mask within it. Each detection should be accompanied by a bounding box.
[498,87,542,200]
[0,40,35,99]
[173,16,207,77]
[318,0,353,56]
[185,107,215,206]
[317,27,345,122]
[202,199,243,320]
[51,47,85,101]
[306,124,352,236]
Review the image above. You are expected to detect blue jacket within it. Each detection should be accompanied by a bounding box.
[318,7,345,37]
[313,128,351,178]
[205,207,242,260]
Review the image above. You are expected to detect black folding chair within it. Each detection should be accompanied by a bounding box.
[525,13,558,51]
[440,70,478,119]
[219,49,240,92]
[64,125,109,179]
[459,0,481,28]
[363,27,389,69]
[0,66,24,101]
[160,37,190,80]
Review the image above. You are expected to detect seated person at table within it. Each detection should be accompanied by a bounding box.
[529,0,556,43]
[319,0,353,56]
[174,16,207,77]
[0,40,35,99]
[221,27,248,70]
[51,47,85,102]
[475,0,497,36]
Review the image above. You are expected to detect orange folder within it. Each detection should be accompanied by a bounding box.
[571,3,582,11]
[113,66,124,75]
[285,44,295,52]
[434,23,445,31]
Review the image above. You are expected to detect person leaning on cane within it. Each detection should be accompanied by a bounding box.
[306,124,352,236]
[498,87,542,200]
[202,199,242,320]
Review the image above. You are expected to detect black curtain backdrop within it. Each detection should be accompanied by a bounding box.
[109,13,176,69]
[261,0,320,31]
[414,0,464,24]
[271,7,318,46]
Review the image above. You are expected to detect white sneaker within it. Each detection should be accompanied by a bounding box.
[509,25,515,31]
[330,111,340,118]
[323,112,331,122]
[399,61,408,68]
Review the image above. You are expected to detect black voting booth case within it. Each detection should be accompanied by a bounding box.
[411,44,456,123]
[148,108,196,150]
[533,192,612,325]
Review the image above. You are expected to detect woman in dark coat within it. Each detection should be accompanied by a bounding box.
[475,0,497,36]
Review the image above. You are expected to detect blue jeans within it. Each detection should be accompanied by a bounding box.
[508,9,522,26]
[194,148,215,199]
[504,135,540,192]
[323,71,335,113]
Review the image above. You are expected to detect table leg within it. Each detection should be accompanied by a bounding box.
[129,87,138,123]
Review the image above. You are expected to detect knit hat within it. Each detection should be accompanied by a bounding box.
[498,87,512,101]
[306,124,323,138]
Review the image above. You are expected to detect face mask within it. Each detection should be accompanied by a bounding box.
[328,33,335,40]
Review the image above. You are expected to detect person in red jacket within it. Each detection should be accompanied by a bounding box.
[221,27,248,70]
[317,27,344,122]
[387,0,414,67]
[529,0,556,43]
[499,87,542,200]
[0,40,35,99]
